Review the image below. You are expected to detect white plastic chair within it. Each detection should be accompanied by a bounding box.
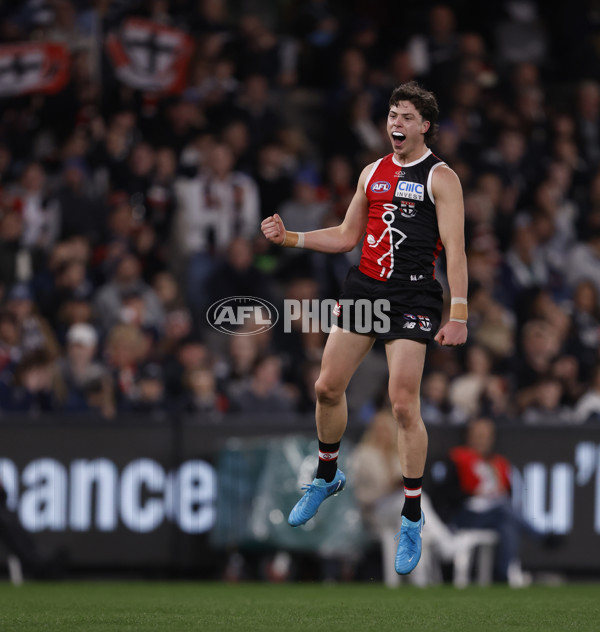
[452,529,499,588]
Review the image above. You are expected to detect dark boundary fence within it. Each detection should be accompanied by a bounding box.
[0,414,598,575]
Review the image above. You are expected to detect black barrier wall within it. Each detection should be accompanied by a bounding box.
[0,415,599,574]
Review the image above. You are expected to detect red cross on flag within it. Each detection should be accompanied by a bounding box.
[105,17,194,94]
[0,41,70,97]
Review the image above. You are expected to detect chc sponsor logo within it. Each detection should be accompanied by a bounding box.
[206,296,279,335]
[395,180,424,201]
[0,457,216,534]
[370,181,391,193]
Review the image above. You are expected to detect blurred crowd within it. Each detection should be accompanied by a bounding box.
[0,0,600,425]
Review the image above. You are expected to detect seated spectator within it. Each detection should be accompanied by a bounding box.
[130,362,170,418]
[324,155,355,220]
[219,333,262,400]
[480,128,533,198]
[57,323,110,415]
[0,309,22,374]
[55,156,106,245]
[513,319,561,393]
[221,119,253,173]
[5,283,60,358]
[350,410,457,586]
[278,166,330,236]
[152,270,185,313]
[229,354,296,415]
[205,236,274,307]
[0,349,59,414]
[497,217,549,312]
[54,288,94,345]
[146,147,178,237]
[10,162,60,252]
[350,410,404,535]
[0,209,44,289]
[43,258,92,328]
[155,308,193,362]
[449,345,494,419]
[468,281,516,364]
[478,375,515,424]
[131,222,168,284]
[272,277,328,389]
[433,417,544,582]
[180,366,229,418]
[297,359,321,415]
[275,170,335,282]
[173,142,260,311]
[94,197,136,282]
[163,335,211,401]
[253,143,293,221]
[93,253,165,334]
[567,280,600,381]
[574,365,600,423]
[421,370,466,425]
[525,289,571,344]
[34,236,93,322]
[566,228,600,295]
[103,323,146,412]
[551,354,585,408]
[522,377,573,425]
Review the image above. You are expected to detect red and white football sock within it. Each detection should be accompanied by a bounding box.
[401,476,423,522]
[316,440,340,482]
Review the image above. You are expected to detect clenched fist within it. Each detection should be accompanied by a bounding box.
[261,213,286,245]
[434,320,468,347]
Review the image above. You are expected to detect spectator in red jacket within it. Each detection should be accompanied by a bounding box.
[436,417,539,582]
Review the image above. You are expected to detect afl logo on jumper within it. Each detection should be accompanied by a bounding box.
[395,180,424,201]
[371,181,391,193]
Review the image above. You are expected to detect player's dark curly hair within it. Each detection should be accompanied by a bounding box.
[389,81,439,144]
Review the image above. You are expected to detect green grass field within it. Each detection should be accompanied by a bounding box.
[0,582,598,632]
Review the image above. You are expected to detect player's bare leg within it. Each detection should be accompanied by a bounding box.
[385,338,428,574]
[288,326,374,527]
[315,325,375,443]
[386,338,428,477]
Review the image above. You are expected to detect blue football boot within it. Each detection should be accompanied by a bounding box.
[394,512,425,575]
[288,469,346,527]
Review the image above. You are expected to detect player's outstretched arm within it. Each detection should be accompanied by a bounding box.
[432,166,468,347]
[260,164,372,254]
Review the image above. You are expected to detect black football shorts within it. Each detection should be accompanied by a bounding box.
[333,265,443,341]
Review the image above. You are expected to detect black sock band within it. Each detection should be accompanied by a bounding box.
[316,440,340,482]
[401,476,423,522]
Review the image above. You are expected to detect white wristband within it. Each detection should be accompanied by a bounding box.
[451,297,468,305]
[296,232,305,248]
[449,318,467,324]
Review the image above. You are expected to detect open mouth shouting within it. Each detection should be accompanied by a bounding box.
[391,131,406,148]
